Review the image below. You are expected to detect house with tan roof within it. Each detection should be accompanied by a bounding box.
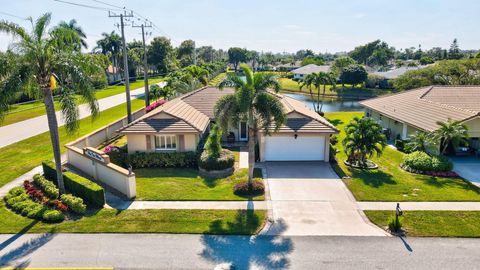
[118,86,339,162]
[360,86,480,151]
[291,64,331,80]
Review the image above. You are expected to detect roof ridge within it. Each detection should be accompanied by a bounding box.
[418,85,435,99]
[359,86,431,105]
[167,100,209,132]
[421,98,478,115]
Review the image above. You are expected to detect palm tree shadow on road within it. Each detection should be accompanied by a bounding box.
[200,211,293,269]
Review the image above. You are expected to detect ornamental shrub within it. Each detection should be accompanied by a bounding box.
[388,216,402,232]
[63,172,105,208]
[204,124,223,158]
[126,151,198,169]
[33,174,59,199]
[42,209,65,223]
[42,160,57,182]
[233,180,265,197]
[431,155,453,172]
[60,194,87,214]
[403,151,432,171]
[198,149,235,171]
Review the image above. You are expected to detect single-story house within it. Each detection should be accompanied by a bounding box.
[118,87,339,162]
[360,86,480,151]
[372,66,426,80]
[291,64,331,80]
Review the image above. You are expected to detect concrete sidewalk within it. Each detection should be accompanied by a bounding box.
[0,87,147,148]
[358,201,480,211]
[105,199,268,210]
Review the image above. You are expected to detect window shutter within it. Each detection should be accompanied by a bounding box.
[178,135,185,151]
[146,135,152,151]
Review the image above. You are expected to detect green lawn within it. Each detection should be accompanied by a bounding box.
[325,111,480,201]
[208,72,227,86]
[135,168,264,201]
[365,210,480,237]
[1,78,163,127]
[0,201,265,234]
[279,78,394,99]
[0,99,146,188]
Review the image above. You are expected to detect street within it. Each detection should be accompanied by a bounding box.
[1,233,479,269]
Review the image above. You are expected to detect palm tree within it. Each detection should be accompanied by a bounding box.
[299,73,317,110]
[215,64,285,182]
[95,31,121,75]
[432,119,469,154]
[184,65,210,86]
[0,13,101,193]
[315,72,336,113]
[406,131,432,152]
[343,116,387,166]
[54,19,88,50]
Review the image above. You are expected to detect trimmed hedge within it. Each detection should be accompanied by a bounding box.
[42,160,105,208]
[109,151,198,169]
[3,187,60,221]
[60,194,87,214]
[198,149,235,171]
[33,174,59,199]
[403,151,453,172]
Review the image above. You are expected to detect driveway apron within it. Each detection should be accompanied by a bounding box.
[263,162,387,236]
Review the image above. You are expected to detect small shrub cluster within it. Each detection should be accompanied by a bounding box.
[402,151,453,172]
[33,174,59,199]
[60,194,87,214]
[111,152,198,169]
[198,149,235,171]
[388,216,402,233]
[42,160,105,207]
[233,180,265,197]
[145,99,166,113]
[4,187,64,222]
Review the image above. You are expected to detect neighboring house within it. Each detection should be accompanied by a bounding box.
[291,64,331,80]
[106,65,122,84]
[372,66,425,80]
[360,86,480,151]
[275,62,301,72]
[118,87,339,162]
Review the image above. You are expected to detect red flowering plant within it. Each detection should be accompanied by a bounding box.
[52,200,69,212]
[104,145,120,154]
[145,99,166,113]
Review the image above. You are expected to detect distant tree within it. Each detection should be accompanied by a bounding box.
[432,119,469,154]
[53,19,87,51]
[147,36,176,74]
[331,56,356,76]
[350,40,394,67]
[448,38,463,60]
[419,56,434,65]
[227,47,248,71]
[295,49,315,60]
[248,50,260,71]
[95,31,121,73]
[177,39,195,67]
[343,117,387,167]
[300,55,324,66]
[339,64,368,88]
[197,46,215,63]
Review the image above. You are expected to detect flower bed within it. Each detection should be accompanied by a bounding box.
[343,159,378,169]
[400,164,459,178]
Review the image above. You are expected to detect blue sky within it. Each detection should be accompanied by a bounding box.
[1,0,479,53]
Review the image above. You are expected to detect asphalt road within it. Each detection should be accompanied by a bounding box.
[0,233,479,269]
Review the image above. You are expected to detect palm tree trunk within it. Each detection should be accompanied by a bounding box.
[319,85,326,112]
[247,110,255,184]
[43,89,66,194]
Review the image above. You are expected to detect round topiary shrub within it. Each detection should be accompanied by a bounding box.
[403,151,432,171]
[198,149,235,171]
[233,180,265,197]
[42,209,65,223]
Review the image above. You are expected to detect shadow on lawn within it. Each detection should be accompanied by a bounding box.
[201,210,293,269]
[350,168,397,188]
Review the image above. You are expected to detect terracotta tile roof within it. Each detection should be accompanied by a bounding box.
[119,86,338,134]
[360,86,480,132]
[273,118,338,133]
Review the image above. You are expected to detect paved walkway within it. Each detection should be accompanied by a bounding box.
[451,156,480,187]
[0,86,147,148]
[239,147,249,169]
[359,201,480,211]
[261,162,387,236]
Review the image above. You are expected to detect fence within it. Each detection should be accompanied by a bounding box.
[65,108,145,199]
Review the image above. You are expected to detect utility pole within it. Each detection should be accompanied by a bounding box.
[133,21,152,106]
[193,41,197,66]
[109,10,134,123]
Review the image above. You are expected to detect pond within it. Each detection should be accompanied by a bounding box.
[284,93,363,112]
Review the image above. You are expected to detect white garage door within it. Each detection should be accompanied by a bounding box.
[264,135,325,161]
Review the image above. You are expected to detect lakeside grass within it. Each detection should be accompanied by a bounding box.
[365,210,480,237]
[0,99,145,188]
[0,201,266,234]
[135,168,264,201]
[325,111,480,201]
[1,78,163,127]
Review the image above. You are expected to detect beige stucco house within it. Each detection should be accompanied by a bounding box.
[360,86,480,151]
[118,87,339,162]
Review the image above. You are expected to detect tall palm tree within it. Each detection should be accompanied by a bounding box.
[54,19,88,50]
[299,73,317,110]
[0,13,101,193]
[315,72,336,114]
[343,116,387,166]
[432,119,469,154]
[215,64,285,182]
[95,31,121,75]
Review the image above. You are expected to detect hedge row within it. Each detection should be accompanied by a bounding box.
[109,151,198,169]
[198,149,235,171]
[4,187,64,222]
[42,161,105,207]
[33,174,59,199]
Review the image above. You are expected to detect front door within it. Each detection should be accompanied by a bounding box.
[239,121,248,141]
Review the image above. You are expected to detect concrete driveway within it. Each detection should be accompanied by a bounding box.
[263,162,386,236]
[451,156,480,187]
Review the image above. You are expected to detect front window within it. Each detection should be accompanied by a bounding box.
[155,135,177,151]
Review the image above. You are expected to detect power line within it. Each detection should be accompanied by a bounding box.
[0,11,28,20]
[53,0,121,12]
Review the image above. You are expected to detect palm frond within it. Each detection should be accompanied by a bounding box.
[240,64,254,86]
[34,13,51,42]
[254,92,285,134]
[214,94,241,130]
[0,21,32,44]
[58,87,79,133]
[218,74,245,89]
[253,72,281,92]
